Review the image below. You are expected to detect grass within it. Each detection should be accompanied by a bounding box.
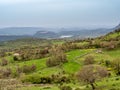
[1,49,94,75]
[63,61,80,74]
[1,48,120,90]
[104,48,120,58]
[66,49,94,61]
[105,32,120,40]
[17,85,60,90]
[96,76,120,90]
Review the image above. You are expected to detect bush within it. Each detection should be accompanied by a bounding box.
[14,64,37,74]
[31,64,37,71]
[60,86,72,90]
[105,60,111,67]
[22,64,36,73]
[111,58,120,75]
[40,76,52,84]
[2,68,12,78]
[115,77,119,80]
[13,56,19,61]
[77,65,108,90]
[1,58,8,66]
[21,74,41,84]
[13,47,49,61]
[75,88,81,90]
[51,74,70,84]
[46,46,67,67]
[100,41,117,50]
[21,74,52,84]
[84,55,95,65]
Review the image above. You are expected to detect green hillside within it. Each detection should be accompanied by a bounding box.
[0,29,120,90]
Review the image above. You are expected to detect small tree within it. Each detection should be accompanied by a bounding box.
[100,41,116,50]
[60,86,72,90]
[84,55,95,65]
[2,68,12,78]
[46,46,67,67]
[1,58,8,66]
[77,65,108,90]
[112,58,120,75]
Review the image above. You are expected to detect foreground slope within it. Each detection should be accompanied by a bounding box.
[0,28,120,90]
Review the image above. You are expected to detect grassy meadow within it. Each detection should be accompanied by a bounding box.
[0,29,120,90]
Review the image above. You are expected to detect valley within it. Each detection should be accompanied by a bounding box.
[1,23,120,41]
[0,28,120,90]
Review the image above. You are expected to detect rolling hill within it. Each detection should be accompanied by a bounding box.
[0,23,120,41]
[0,26,120,90]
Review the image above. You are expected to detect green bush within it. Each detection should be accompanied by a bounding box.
[1,68,12,78]
[84,55,95,65]
[0,58,8,66]
[46,47,67,67]
[21,74,41,84]
[60,86,72,90]
[22,64,36,73]
[21,74,52,84]
[75,88,81,90]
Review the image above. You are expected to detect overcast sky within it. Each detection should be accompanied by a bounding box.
[0,0,120,28]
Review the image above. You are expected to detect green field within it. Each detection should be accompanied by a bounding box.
[0,29,120,90]
[1,48,120,90]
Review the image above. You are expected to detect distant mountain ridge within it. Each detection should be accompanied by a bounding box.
[0,23,120,41]
[34,31,57,38]
[0,35,30,42]
[114,23,120,30]
[0,27,44,35]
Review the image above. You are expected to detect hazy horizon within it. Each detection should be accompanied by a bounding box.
[0,0,120,28]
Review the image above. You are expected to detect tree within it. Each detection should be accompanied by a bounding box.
[1,58,8,66]
[112,58,120,75]
[46,46,67,67]
[77,65,108,90]
[100,41,116,50]
[84,55,95,65]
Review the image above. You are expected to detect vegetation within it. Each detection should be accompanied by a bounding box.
[77,65,108,90]
[0,28,120,90]
[83,55,95,65]
[46,46,67,67]
[112,58,120,75]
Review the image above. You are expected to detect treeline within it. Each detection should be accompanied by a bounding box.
[13,46,50,61]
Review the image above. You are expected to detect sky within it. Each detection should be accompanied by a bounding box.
[0,0,120,28]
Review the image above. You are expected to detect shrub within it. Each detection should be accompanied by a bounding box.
[115,77,119,80]
[22,64,36,73]
[84,55,95,65]
[46,46,67,67]
[21,74,41,84]
[111,58,120,75]
[11,64,36,78]
[16,66,23,74]
[13,56,20,61]
[51,74,70,84]
[75,88,81,90]
[77,65,108,90]
[40,76,52,84]
[22,65,31,73]
[31,64,37,71]
[1,58,8,66]
[60,86,72,90]
[105,60,111,67]
[2,68,12,78]
[100,41,117,50]
[21,74,52,84]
